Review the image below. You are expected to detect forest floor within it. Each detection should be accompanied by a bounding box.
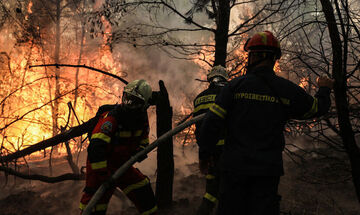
[0,143,359,215]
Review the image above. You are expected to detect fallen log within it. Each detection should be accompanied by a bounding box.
[0,166,84,183]
[82,113,205,215]
[0,117,98,163]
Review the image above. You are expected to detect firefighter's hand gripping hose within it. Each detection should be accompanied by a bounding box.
[82,113,206,215]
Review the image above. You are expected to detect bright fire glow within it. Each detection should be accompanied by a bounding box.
[299,77,309,89]
[0,14,124,160]
[274,61,281,73]
[27,1,33,14]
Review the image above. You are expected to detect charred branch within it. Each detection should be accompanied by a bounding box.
[0,117,97,163]
[0,166,84,183]
[29,64,128,84]
[229,1,285,37]
[61,104,80,175]
[159,0,214,32]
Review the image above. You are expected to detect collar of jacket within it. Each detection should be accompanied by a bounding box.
[209,81,226,89]
[248,66,275,75]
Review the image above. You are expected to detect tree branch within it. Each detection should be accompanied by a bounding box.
[0,166,84,183]
[159,0,215,32]
[0,117,98,163]
[29,64,128,84]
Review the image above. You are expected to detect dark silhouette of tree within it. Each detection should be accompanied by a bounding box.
[319,0,360,203]
[270,0,360,203]
[92,0,286,72]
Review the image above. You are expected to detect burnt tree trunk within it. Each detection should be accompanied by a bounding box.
[155,80,174,208]
[213,0,230,67]
[51,0,62,156]
[320,0,360,203]
[73,20,85,126]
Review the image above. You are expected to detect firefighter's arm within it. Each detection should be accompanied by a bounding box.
[313,76,334,117]
[193,94,217,145]
[290,77,333,120]
[88,114,117,172]
[193,99,204,146]
[198,110,225,162]
[198,85,231,168]
[136,115,150,162]
[194,121,202,145]
[139,115,150,150]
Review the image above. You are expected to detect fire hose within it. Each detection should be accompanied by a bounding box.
[82,113,205,215]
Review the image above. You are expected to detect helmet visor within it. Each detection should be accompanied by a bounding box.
[210,76,227,84]
[122,92,145,109]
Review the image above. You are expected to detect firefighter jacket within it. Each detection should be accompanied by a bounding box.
[198,66,331,176]
[193,83,226,148]
[87,104,150,173]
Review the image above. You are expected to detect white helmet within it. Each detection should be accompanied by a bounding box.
[207,65,229,82]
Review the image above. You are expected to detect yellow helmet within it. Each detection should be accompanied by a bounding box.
[123,79,152,108]
[207,65,229,82]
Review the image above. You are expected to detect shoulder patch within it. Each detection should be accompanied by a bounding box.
[101,121,113,134]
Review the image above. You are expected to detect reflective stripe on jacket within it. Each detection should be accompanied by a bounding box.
[193,84,226,147]
[87,105,150,171]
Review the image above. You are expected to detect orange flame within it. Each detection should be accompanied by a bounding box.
[27,1,33,14]
[0,21,124,159]
[299,77,309,89]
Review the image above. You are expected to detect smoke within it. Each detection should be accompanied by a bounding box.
[135,141,199,178]
[111,42,207,110]
[100,1,216,179]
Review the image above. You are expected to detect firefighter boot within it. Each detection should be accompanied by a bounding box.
[196,198,215,215]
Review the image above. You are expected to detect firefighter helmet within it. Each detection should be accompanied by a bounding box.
[122,79,152,109]
[207,65,229,82]
[244,31,281,59]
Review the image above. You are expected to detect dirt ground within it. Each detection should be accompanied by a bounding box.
[0,162,205,215]
[0,144,359,215]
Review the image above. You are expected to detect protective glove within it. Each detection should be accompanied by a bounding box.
[317,76,334,89]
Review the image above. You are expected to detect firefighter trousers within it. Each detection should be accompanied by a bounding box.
[197,163,220,215]
[79,166,157,215]
[217,171,281,215]
[197,147,223,215]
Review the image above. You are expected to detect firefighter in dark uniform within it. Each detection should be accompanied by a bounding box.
[79,79,157,215]
[193,65,229,215]
[198,31,334,215]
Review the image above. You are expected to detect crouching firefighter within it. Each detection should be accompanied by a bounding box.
[193,65,229,215]
[79,79,158,215]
